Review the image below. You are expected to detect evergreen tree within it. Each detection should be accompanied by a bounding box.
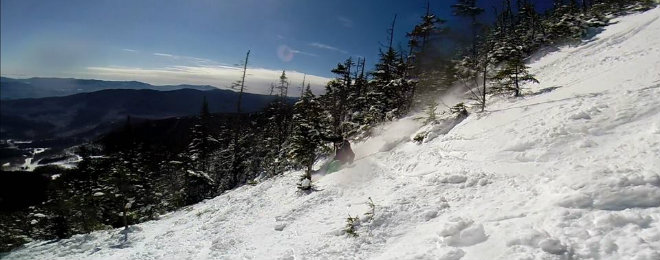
[289,86,331,188]
[253,70,294,177]
[452,0,484,57]
[369,15,415,121]
[407,1,445,57]
[207,124,235,191]
[181,97,221,199]
[260,99,293,177]
[188,97,217,173]
[277,70,290,98]
[514,0,546,54]
[492,55,539,97]
[406,2,447,106]
[322,58,354,136]
[345,58,370,136]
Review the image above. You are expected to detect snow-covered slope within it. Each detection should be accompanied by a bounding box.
[5,8,660,260]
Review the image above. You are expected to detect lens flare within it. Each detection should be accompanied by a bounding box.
[277,45,294,62]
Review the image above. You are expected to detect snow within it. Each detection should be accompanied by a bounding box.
[298,178,311,190]
[19,157,37,171]
[539,239,567,255]
[5,148,81,172]
[274,223,287,231]
[439,218,488,247]
[5,7,660,260]
[33,148,48,154]
[186,170,214,184]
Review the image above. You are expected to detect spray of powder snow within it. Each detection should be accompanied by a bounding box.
[316,116,423,185]
[436,79,486,111]
[317,82,474,185]
[352,116,422,157]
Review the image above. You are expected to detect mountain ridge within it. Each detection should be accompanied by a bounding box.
[0,77,219,100]
[1,87,295,140]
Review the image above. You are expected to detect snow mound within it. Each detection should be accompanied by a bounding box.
[438,218,488,247]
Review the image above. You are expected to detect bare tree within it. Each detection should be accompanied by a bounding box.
[232,50,250,113]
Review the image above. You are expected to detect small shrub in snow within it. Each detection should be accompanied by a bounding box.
[344,198,377,238]
[364,197,376,222]
[450,103,468,117]
[413,132,427,143]
[345,214,360,237]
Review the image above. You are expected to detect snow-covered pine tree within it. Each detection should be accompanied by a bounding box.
[187,96,218,173]
[454,25,497,112]
[370,46,399,118]
[159,159,187,209]
[321,58,354,137]
[513,0,546,54]
[344,58,371,137]
[407,1,445,57]
[257,71,294,177]
[277,70,290,98]
[451,0,484,57]
[590,0,656,16]
[259,99,293,177]
[492,54,539,97]
[369,15,415,121]
[289,85,331,189]
[451,0,488,112]
[228,124,259,187]
[68,145,105,233]
[542,0,614,45]
[199,121,237,192]
[108,150,138,234]
[406,2,447,107]
[545,1,588,42]
[180,97,220,200]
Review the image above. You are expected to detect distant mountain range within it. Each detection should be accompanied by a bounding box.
[1,84,295,141]
[0,77,218,99]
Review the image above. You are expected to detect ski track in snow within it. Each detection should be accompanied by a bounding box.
[5,8,660,260]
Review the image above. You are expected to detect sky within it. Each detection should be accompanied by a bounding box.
[0,0,553,96]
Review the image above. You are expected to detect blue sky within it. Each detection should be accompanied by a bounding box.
[0,0,552,95]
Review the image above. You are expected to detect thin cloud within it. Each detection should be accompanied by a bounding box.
[152,52,218,65]
[153,52,174,57]
[290,49,318,57]
[85,65,330,96]
[337,16,354,28]
[277,45,318,62]
[122,48,138,52]
[309,42,348,54]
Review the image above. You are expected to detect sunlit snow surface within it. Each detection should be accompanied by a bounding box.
[5,8,660,260]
